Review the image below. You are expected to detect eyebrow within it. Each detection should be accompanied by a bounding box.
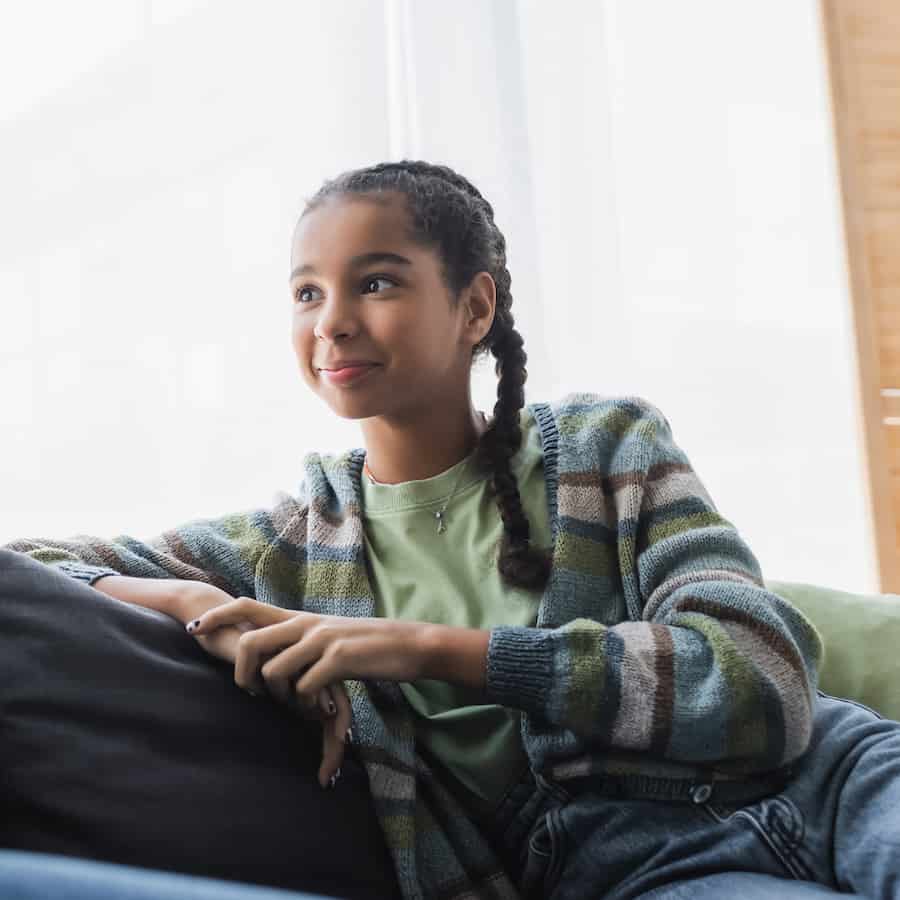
[288,251,413,284]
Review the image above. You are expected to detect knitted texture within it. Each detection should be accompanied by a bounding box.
[4,393,824,899]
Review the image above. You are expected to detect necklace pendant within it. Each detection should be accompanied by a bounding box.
[435,510,446,533]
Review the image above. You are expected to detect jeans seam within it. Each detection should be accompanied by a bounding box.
[544,806,567,894]
[534,771,573,805]
[522,805,567,900]
[699,796,811,882]
[740,810,792,876]
[767,797,811,882]
[700,803,729,825]
[817,689,885,720]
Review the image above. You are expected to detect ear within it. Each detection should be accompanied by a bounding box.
[460,271,496,347]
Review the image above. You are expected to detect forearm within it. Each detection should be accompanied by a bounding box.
[2,501,293,595]
[92,574,188,617]
[484,605,820,771]
[418,624,490,692]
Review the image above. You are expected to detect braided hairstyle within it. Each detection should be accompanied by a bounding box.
[299,160,552,593]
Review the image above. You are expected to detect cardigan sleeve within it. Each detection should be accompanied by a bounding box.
[485,399,824,772]
[1,487,306,600]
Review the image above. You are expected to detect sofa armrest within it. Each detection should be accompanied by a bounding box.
[765,579,900,721]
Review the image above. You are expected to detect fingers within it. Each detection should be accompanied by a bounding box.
[235,628,313,704]
[317,684,353,789]
[317,686,336,718]
[244,663,351,791]
[331,683,353,747]
[244,639,307,703]
[318,722,344,789]
[188,597,295,634]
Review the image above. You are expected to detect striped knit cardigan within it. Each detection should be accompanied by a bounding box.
[4,394,824,899]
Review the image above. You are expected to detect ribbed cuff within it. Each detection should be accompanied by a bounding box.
[54,562,121,585]
[485,625,555,714]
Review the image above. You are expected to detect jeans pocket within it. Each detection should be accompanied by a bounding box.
[520,805,567,900]
[699,794,810,881]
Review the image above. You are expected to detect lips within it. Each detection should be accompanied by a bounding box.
[318,360,380,371]
[319,364,380,386]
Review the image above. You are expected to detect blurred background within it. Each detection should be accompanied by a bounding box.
[0,0,894,593]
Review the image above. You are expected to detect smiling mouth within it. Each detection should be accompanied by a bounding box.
[318,364,380,386]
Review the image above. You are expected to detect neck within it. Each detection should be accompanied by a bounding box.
[360,402,490,485]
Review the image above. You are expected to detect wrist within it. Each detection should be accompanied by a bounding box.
[170,580,231,625]
[416,623,490,691]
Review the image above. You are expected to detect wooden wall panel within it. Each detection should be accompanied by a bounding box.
[821,0,900,589]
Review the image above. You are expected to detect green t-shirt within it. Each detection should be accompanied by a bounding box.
[360,407,552,818]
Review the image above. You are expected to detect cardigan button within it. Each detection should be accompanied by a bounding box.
[691,783,713,804]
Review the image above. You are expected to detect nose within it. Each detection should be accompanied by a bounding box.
[312,291,359,342]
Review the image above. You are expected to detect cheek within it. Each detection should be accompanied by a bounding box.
[290,320,316,370]
[290,316,311,349]
[380,316,431,356]
[400,320,450,367]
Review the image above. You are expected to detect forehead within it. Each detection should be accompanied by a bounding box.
[290,194,415,270]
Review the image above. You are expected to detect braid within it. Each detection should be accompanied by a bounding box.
[476,310,552,590]
[300,159,552,593]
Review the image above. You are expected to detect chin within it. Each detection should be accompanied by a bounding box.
[316,393,382,422]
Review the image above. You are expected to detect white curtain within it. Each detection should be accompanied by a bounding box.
[0,0,873,591]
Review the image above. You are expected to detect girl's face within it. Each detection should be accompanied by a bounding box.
[289,194,483,422]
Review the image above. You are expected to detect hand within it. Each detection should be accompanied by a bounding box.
[90,576,257,666]
[186,598,428,785]
[95,578,348,786]
[168,581,266,668]
[187,597,427,699]
[185,597,368,788]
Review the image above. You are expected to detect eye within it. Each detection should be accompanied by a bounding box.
[294,285,318,304]
[293,275,397,305]
[362,275,397,294]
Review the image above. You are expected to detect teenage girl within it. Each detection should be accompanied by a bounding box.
[9,160,900,900]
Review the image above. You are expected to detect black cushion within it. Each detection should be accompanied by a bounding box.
[0,549,401,900]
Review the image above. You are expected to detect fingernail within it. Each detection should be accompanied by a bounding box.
[328,769,341,789]
[327,701,336,716]
[344,728,353,744]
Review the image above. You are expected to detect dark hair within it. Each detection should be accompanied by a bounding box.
[298,160,552,593]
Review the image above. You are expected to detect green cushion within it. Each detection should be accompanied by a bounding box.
[765,579,900,722]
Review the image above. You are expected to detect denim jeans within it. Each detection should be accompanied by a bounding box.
[0,850,336,900]
[5,692,898,900]
[484,691,900,900]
